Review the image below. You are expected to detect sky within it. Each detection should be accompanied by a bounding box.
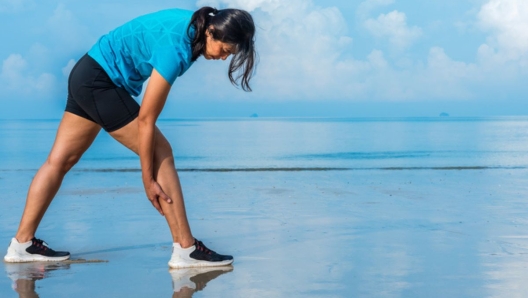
[0,0,527,118]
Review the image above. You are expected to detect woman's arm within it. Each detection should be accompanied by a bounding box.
[138,68,172,215]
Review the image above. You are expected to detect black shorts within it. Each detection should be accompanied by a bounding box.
[66,54,140,132]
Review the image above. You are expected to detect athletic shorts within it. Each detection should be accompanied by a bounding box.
[65,54,140,132]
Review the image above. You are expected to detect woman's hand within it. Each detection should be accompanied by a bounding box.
[144,179,172,215]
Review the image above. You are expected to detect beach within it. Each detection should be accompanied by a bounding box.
[2,118,528,297]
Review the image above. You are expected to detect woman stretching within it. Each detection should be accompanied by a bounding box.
[4,6,256,268]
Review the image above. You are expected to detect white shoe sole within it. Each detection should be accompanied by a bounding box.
[168,258,233,269]
[4,253,70,263]
[168,265,233,274]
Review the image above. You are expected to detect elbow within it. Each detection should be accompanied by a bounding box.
[137,112,156,128]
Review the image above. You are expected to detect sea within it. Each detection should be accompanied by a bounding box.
[2,116,528,172]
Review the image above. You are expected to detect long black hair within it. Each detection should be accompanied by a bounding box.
[188,7,257,92]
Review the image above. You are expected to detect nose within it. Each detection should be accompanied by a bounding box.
[221,54,230,61]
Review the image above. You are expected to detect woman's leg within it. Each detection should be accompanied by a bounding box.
[15,112,101,242]
[109,118,194,248]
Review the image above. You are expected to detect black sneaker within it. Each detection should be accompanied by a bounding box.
[168,239,234,268]
[4,237,70,262]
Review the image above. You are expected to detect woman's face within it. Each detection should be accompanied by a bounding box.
[204,27,236,60]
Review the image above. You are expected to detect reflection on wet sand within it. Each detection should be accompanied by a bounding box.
[4,262,70,298]
[4,259,107,297]
[4,262,232,298]
[170,266,233,298]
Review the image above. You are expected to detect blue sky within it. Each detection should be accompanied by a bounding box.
[1,0,527,118]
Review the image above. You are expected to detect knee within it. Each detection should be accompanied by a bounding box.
[155,139,175,164]
[46,153,81,174]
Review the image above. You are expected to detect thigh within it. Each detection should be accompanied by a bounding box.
[108,118,170,157]
[47,112,101,164]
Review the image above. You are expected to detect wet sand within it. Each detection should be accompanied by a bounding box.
[2,167,528,297]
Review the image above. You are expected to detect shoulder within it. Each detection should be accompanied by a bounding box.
[121,8,194,38]
[133,8,194,24]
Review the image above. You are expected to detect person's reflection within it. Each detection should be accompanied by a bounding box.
[170,266,233,298]
[4,262,70,298]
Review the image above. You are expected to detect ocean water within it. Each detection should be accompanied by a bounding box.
[2,116,528,171]
[2,117,528,297]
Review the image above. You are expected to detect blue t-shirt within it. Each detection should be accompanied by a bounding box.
[88,9,195,96]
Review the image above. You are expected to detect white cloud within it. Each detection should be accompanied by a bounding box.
[198,0,281,12]
[364,10,422,50]
[477,0,528,66]
[0,0,34,13]
[46,4,93,53]
[421,47,479,99]
[0,4,90,102]
[367,49,388,69]
[3,0,525,107]
[34,73,56,93]
[187,0,502,101]
[1,54,28,90]
[356,0,394,20]
[193,0,355,99]
[62,59,76,77]
[192,0,453,102]
[1,53,57,95]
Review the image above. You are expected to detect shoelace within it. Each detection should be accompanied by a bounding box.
[194,239,212,255]
[31,238,49,251]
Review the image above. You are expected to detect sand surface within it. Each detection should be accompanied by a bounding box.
[2,167,528,297]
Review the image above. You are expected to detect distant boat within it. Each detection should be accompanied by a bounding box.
[439,112,449,117]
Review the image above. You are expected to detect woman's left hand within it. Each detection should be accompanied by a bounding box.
[144,178,172,216]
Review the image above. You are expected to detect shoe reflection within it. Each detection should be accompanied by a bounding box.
[170,266,233,298]
[4,262,70,298]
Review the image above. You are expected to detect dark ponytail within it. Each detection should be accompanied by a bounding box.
[188,7,257,92]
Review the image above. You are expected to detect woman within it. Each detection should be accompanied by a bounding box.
[4,6,256,268]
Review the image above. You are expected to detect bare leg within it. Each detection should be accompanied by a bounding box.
[110,118,194,247]
[15,112,101,242]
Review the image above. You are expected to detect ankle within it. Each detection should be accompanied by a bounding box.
[175,238,195,249]
[15,234,33,243]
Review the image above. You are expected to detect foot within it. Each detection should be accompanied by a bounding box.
[169,266,233,293]
[168,239,233,268]
[4,238,70,262]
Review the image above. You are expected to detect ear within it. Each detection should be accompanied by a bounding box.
[206,25,215,37]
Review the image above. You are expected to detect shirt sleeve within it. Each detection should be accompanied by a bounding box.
[149,46,185,85]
